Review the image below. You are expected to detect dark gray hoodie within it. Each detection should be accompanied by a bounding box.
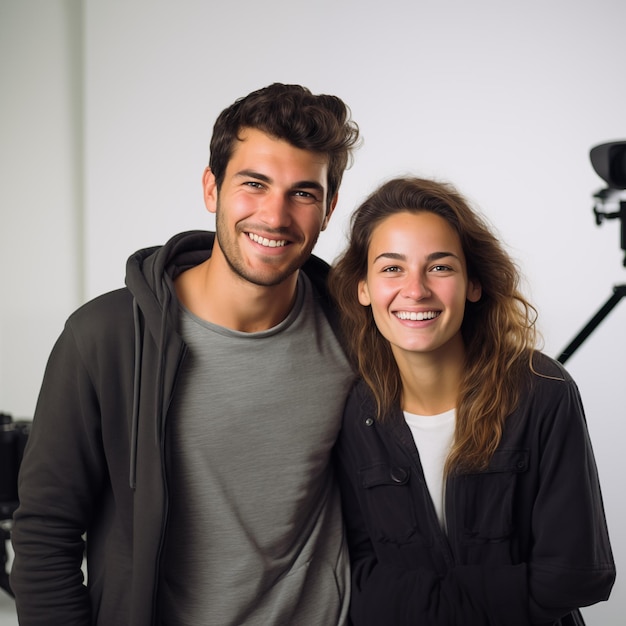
[11,230,342,626]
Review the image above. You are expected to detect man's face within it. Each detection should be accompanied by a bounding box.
[204,128,336,287]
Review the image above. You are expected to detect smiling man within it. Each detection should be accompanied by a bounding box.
[11,84,361,626]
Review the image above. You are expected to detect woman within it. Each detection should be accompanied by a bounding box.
[329,177,615,625]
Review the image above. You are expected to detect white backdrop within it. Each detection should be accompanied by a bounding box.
[1,0,625,623]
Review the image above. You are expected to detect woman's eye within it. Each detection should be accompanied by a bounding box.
[382,266,402,273]
[432,265,452,272]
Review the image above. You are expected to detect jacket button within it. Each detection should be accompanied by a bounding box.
[365,418,374,427]
[390,467,408,483]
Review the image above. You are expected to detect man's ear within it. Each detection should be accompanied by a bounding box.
[202,167,218,214]
[358,279,371,306]
[321,193,339,231]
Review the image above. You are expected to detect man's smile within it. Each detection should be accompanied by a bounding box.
[247,232,289,248]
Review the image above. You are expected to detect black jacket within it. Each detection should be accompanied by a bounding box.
[10,231,339,626]
[335,352,615,625]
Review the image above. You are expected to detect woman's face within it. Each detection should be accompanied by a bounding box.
[358,210,481,362]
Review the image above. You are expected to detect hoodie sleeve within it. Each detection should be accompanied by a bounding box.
[11,318,108,625]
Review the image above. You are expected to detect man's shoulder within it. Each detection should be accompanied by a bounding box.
[302,254,330,287]
[67,288,135,338]
[301,255,345,341]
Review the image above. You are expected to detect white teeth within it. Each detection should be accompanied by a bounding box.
[395,311,440,321]
[248,233,287,248]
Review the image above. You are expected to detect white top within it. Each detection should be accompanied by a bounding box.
[404,408,456,529]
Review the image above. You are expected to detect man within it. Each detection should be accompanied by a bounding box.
[11,83,361,625]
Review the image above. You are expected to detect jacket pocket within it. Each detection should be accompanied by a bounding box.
[358,463,430,544]
[456,448,529,543]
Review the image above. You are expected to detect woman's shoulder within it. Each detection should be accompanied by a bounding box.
[529,350,575,386]
[514,350,582,420]
[343,379,379,423]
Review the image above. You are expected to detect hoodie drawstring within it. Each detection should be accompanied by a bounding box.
[129,277,184,491]
[154,286,171,446]
[130,297,143,489]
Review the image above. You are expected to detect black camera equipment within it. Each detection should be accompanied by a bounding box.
[1,412,30,597]
[557,140,626,364]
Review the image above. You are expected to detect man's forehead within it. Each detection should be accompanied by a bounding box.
[234,128,328,162]
[228,128,329,176]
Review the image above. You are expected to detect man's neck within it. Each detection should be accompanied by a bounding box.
[174,256,299,333]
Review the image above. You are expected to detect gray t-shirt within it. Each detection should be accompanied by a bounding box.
[159,273,354,625]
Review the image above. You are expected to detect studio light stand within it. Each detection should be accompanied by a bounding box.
[557,141,626,364]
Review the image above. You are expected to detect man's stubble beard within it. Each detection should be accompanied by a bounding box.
[214,200,321,288]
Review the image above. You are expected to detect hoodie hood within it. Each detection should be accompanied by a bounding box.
[124,230,215,488]
[125,230,216,329]
[122,229,336,489]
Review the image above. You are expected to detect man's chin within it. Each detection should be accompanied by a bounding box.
[229,261,301,288]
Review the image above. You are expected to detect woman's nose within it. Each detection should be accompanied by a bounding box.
[402,273,431,300]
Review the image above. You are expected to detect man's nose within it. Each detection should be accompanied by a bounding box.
[259,192,292,229]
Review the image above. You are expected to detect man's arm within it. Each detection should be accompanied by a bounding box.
[11,324,105,625]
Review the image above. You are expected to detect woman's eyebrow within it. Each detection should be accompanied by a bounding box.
[372,251,459,263]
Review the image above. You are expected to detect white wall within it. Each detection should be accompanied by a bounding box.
[2,0,624,623]
[1,0,83,419]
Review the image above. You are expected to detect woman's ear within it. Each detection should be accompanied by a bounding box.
[467,278,482,303]
[358,279,371,306]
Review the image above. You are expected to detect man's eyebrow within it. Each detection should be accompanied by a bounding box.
[235,169,271,183]
[234,169,324,192]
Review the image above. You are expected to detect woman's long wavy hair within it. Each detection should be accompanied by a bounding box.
[329,177,539,474]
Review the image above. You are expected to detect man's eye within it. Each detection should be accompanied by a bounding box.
[293,190,319,201]
[245,181,264,189]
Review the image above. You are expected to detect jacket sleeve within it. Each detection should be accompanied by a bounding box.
[525,376,615,622]
[10,323,106,625]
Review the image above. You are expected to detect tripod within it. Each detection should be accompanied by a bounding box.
[557,195,626,364]
[1,520,14,597]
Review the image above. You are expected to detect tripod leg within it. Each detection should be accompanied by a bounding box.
[557,285,626,364]
[0,527,14,597]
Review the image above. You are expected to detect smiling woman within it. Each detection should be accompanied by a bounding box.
[329,177,616,626]
[357,210,481,391]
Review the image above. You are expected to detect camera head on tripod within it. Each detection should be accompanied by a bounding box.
[591,141,626,189]
[556,141,626,364]
[590,140,626,265]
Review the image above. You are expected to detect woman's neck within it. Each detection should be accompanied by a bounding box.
[392,336,465,416]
